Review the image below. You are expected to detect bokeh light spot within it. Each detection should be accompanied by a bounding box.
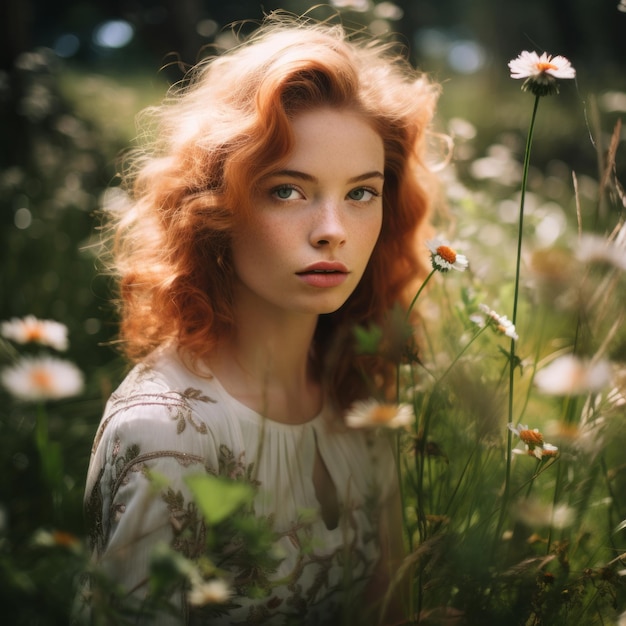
[448,40,486,74]
[197,19,218,38]
[93,20,134,49]
[14,207,32,229]
[84,318,102,335]
[54,33,80,58]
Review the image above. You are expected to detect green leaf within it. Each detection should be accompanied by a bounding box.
[353,323,383,355]
[146,469,171,494]
[185,474,253,525]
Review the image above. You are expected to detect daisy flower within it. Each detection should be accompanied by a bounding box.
[534,354,612,396]
[508,51,576,96]
[187,579,232,607]
[477,304,519,341]
[345,399,413,430]
[541,443,559,458]
[509,423,544,447]
[426,239,469,273]
[509,423,559,460]
[1,356,84,401]
[1,315,69,351]
[33,528,81,550]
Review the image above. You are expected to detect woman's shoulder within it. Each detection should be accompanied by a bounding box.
[85,347,255,503]
[91,347,234,455]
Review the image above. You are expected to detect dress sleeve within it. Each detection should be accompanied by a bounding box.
[84,387,221,624]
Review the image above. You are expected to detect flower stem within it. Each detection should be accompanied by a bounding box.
[405,269,436,323]
[511,94,540,329]
[435,325,488,388]
[397,267,437,544]
[35,402,48,459]
[498,94,541,548]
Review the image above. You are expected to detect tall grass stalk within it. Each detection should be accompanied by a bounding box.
[497,94,541,550]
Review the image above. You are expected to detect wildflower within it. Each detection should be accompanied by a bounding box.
[477,304,519,341]
[541,443,559,457]
[33,528,81,550]
[535,354,612,396]
[345,399,413,430]
[1,315,69,351]
[1,356,84,401]
[509,423,558,460]
[508,51,576,97]
[426,239,468,273]
[513,424,544,447]
[187,579,232,607]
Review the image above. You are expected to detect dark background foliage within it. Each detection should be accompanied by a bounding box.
[2,0,625,75]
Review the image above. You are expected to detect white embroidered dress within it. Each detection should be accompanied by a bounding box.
[83,347,397,625]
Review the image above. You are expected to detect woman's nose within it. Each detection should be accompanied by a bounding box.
[310,200,347,248]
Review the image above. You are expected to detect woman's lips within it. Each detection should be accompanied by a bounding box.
[296,262,349,288]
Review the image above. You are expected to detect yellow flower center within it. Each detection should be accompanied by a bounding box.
[24,325,44,342]
[436,245,457,264]
[371,405,399,423]
[31,368,53,392]
[519,428,544,446]
[536,62,558,72]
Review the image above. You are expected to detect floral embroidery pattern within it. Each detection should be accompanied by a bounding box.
[90,365,216,452]
[162,487,207,558]
[217,444,260,485]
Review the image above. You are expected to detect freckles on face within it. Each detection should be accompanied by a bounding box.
[230,107,385,317]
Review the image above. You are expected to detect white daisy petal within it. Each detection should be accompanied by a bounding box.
[425,238,469,273]
[187,579,232,607]
[345,399,413,430]
[477,304,519,341]
[535,355,612,396]
[545,55,576,79]
[1,356,84,402]
[508,50,575,96]
[1,315,69,351]
[542,443,559,456]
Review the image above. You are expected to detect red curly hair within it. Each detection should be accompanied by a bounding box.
[107,14,440,409]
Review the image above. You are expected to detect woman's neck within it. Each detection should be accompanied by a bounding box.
[209,305,322,424]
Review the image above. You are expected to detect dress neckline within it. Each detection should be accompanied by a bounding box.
[165,345,328,430]
[207,368,326,431]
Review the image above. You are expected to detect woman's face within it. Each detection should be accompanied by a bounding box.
[230,107,384,320]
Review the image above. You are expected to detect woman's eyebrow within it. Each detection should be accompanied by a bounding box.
[267,169,316,182]
[265,169,385,183]
[348,171,385,183]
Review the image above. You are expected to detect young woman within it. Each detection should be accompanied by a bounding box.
[82,13,440,626]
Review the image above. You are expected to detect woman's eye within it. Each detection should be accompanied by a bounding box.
[347,187,377,202]
[272,185,302,200]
